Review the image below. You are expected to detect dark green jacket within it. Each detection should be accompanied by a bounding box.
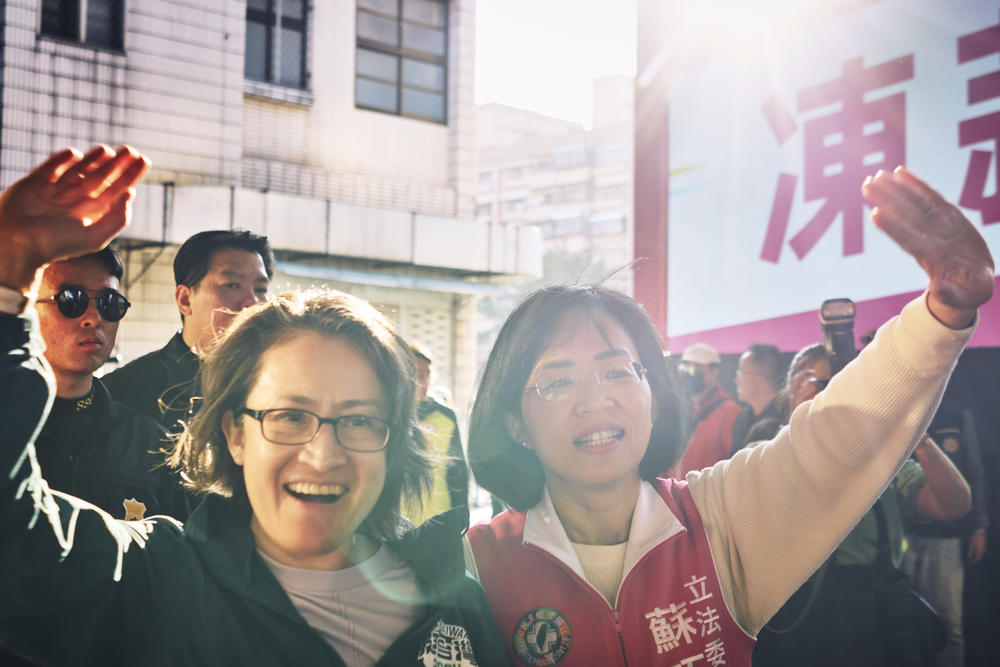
[0,313,505,667]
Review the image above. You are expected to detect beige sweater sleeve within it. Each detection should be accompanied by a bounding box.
[687,294,975,636]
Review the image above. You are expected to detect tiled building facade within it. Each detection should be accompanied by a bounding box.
[0,0,541,415]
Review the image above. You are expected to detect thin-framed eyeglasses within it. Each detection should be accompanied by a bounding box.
[239,408,391,452]
[524,361,648,402]
[36,286,131,322]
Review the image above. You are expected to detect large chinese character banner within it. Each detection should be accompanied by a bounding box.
[644,0,1000,351]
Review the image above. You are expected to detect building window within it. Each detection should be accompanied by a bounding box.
[475,203,492,218]
[245,0,307,89]
[356,0,448,124]
[504,199,526,215]
[553,182,589,203]
[552,144,589,169]
[40,0,124,50]
[595,184,626,201]
[590,213,626,236]
[503,165,526,181]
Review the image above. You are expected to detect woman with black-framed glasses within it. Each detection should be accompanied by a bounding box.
[0,146,506,667]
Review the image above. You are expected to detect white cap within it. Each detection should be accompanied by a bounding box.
[681,342,720,365]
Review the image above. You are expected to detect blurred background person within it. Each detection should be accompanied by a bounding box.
[752,344,972,667]
[403,342,470,527]
[669,342,742,477]
[732,343,787,452]
[904,390,990,667]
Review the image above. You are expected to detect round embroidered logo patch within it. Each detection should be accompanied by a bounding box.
[512,606,572,666]
[942,436,960,453]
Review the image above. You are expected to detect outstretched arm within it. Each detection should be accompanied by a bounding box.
[0,145,153,665]
[689,168,993,634]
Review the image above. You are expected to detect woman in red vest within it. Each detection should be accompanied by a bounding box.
[465,167,993,667]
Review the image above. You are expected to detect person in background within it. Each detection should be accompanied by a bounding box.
[464,165,993,666]
[0,145,506,667]
[103,229,274,433]
[32,245,189,521]
[403,342,470,527]
[0,237,186,667]
[903,391,989,667]
[731,343,787,452]
[752,344,972,666]
[669,342,742,477]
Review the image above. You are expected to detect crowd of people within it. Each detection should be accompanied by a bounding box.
[0,143,993,666]
[670,334,989,666]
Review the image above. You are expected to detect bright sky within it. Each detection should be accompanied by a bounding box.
[474,0,637,129]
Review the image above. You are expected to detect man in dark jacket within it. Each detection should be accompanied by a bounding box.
[732,343,788,452]
[103,229,274,432]
[33,246,188,522]
[2,240,188,667]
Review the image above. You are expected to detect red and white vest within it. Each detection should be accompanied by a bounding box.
[467,478,755,666]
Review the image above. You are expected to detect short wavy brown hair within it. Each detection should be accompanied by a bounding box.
[169,288,431,541]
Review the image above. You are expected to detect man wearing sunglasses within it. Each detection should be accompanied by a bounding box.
[103,229,273,433]
[33,246,189,522]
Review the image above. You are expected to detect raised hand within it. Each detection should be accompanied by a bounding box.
[0,144,150,293]
[862,167,994,329]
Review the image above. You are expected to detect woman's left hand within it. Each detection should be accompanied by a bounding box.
[862,167,994,329]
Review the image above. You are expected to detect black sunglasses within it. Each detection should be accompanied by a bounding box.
[37,287,131,322]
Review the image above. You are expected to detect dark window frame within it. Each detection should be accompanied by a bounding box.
[39,0,125,51]
[355,0,449,124]
[245,0,309,90]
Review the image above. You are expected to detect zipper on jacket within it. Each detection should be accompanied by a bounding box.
[612,608,629,666]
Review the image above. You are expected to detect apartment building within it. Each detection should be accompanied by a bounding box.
[0,0,540,412]
[475,74,634,293]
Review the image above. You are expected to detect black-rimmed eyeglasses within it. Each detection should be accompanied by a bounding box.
[239,408,391,452]
[36,286,131,322]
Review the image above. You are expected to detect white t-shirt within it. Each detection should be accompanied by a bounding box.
[260,544,424,667]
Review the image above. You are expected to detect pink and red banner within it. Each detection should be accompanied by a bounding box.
[636,0,1000,352]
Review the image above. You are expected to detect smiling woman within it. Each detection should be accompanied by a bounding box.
[0,146,507,667]
[465,187,990,667]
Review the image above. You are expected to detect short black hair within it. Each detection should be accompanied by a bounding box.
[468,284,688,511]
[173,230,274,288]
[744,343,783,390]
[85,246,124,280]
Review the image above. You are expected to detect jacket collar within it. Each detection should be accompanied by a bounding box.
[523,481,687,582]
[185,494,468,606]
[164,331,199,366]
